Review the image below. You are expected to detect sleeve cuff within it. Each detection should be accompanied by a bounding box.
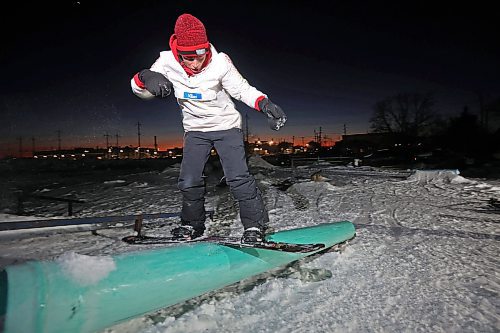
[133,73,146,89]
[254,95,266,111]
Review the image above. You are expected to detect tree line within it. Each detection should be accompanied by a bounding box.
[369,92,500,160]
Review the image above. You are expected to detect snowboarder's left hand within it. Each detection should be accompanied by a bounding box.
[258,98,287,131]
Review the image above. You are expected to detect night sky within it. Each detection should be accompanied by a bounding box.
[1,0,499,157]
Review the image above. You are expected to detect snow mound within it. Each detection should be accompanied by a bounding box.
[162,163,181,173]
[287,180,336,194]
[248,155,276,169]
[0,213,40,222]
[57,252,116,285]
[103,180,126,185]
[408,169,474,184]
[310,170,331,182]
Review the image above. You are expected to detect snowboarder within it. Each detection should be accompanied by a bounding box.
[130,13,286,243]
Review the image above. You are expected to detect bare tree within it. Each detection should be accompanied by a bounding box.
[370,92,437,136]
[485,97,500,132]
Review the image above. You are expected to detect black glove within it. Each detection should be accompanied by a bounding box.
[138,69,173,98]
[258,98,287,131]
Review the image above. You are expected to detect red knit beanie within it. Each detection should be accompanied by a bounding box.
[172,14,209,55]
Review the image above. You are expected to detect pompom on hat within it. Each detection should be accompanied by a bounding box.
[169,13,210,57]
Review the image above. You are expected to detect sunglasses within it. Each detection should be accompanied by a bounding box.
[181,54,206,62]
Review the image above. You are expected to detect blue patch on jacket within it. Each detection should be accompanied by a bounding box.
[183,92,202,99]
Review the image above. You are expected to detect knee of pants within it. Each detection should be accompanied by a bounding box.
[180,186,205,201]
[178,178,205,200]
[227,175,258,201]
[178,175,205,191]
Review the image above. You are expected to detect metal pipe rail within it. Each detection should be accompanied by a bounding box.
[0,211,213,232]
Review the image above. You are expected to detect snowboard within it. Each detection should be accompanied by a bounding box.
[122,234,325,253]
[122,234,207,244]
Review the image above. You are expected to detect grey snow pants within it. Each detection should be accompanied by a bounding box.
[178,128,268,231]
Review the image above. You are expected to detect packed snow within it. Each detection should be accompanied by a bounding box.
[0,157,499,333]
[57,252,116,286]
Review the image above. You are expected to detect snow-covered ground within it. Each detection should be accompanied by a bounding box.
[0,157,499,333]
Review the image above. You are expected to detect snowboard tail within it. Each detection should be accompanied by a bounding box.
[208,236,325,253]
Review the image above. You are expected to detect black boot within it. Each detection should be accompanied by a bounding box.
[171,225,204,240]
[241,227,265,244]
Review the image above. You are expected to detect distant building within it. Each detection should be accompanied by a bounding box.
[33,146,184,160]
[247,139,294,155]
[33,148,106,160]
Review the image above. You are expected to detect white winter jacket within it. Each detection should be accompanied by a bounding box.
[131,45,265,132]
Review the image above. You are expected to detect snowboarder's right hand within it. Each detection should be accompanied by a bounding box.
[138,69,173,98]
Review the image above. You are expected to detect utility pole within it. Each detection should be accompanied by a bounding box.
[104,132,111,148]
[115,133,121,159]
[245,112,249,144]
[137,122,142,159]
[343,124,347,136]
[18,137,23,158]
[154,136,158,151]
[318,127,323,147]
[115,133,121,147]
[104,132,111,159]
[301,136,305,147]
[137,122,142,148]
[56,130,62,151]
[32,137,35,157]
